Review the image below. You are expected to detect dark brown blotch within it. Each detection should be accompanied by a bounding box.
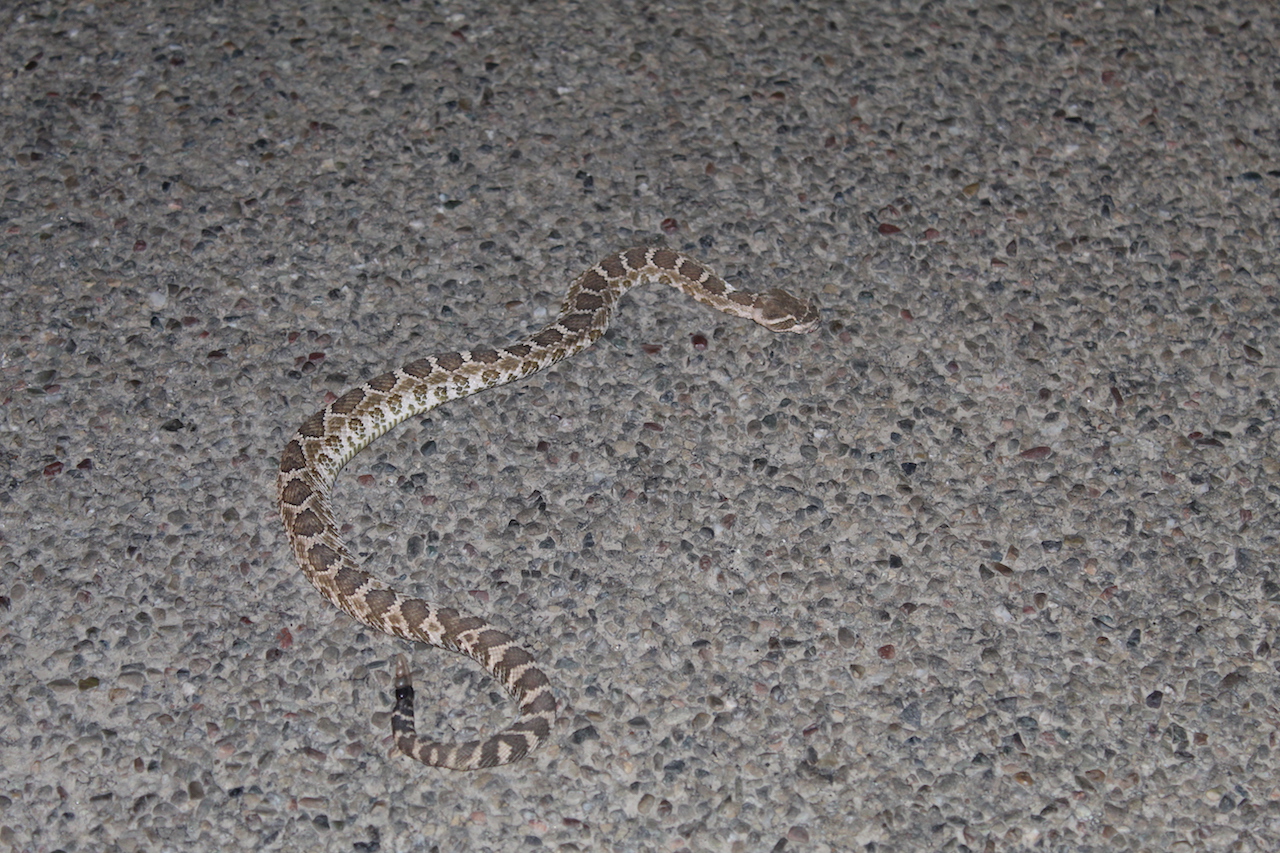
[330,387,367,416]
[622,247,651,270]
[280,479,313,506]
[576,269,609,292]
[298,411,327,438]
[362,588,397,618]
[559,312,596,333]
[470,348,500,364]
[279,440,308,472]
[650,248,678,270]
[452,741,480,767]
[505,344,532,358]
[697,272,726,294]
[677,259,706,283]
[437,608,486,638]
[513,664,550,692]
[403,358,436,378]
[473,628,512,660]
[599,254,628,278]
[435,352,464,371]
[368,372,397,393]
[400,598,430,628]
[520,688,557,718]
[308,543,343,572]
[478,738,514,767]
[495,645,533,675]
[493,733,532,761]
[514,699,555,729]
[291,507,327,537]
[334,566,368,596]
[531,327,564,347]
[570,291,605,312]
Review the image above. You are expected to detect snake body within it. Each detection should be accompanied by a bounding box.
[277,247,819,769]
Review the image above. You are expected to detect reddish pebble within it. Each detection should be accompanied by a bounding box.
[923,228,941,240]
[1019,446,1052,460]
[641,344,661,354]
[277,627,293,649]
[691,333,707,350]
[133,240,146,251]
[877,644,895,659]
[660,217,679,234]
[43,461,64,476]
[877,223,901,235]
[642,422,662,432]
[900,308,913,320]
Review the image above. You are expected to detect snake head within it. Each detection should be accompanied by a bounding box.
[759,289,821,334]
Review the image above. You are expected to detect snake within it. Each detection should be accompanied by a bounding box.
[276,246,820,770]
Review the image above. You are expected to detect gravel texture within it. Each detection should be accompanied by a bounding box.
[2,2,1279,851]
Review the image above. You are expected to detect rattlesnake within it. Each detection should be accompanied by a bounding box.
[277,246,820,770]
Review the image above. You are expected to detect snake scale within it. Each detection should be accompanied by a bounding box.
[277,246,820,769]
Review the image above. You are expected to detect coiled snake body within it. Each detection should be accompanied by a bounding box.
[277,247,819,769]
